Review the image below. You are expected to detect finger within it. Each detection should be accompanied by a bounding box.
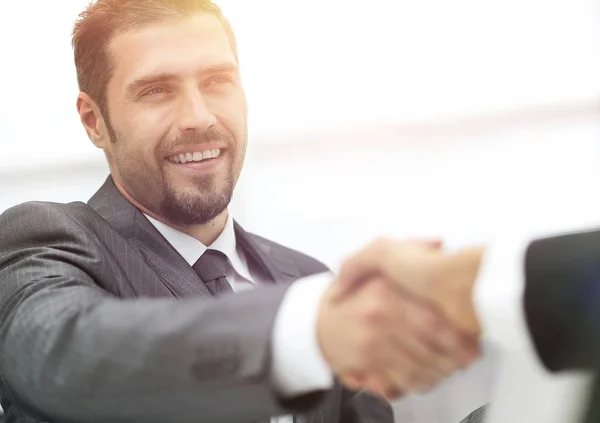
[422,316,482,369]
[453,333,482,369]
[368,321,445,394]
[340,370,400,399]
[331,240,394,301]
[424,326,481,370]
[377,290,458,377]
[359,369,409,401]
[345,281,453,389]
[389,333,455,382]
[346,319,424,394]
[373,348,441,395]
[402,300,466,374]
[385,280,482,371]
[340,371,366,391]
[334,238,442,302]
[363,375,405,401]
[388,336,451,392]
[383,386,405,401]
[428,240,443,249]
[408,238,444,250]
[363,376,390,400]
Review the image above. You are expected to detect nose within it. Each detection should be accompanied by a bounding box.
[175,89,217,133]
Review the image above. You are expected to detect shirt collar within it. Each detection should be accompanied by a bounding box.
[143,212,254,283]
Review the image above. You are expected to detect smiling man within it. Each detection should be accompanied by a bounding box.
[0,2,479,423]
[77,10,246,244]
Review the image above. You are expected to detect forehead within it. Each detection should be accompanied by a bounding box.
[109,13,236,88]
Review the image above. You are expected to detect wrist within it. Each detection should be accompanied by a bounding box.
[316,283,336,373]
[437,247,485,335]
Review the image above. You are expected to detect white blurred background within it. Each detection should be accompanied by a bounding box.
[1,0,600,422]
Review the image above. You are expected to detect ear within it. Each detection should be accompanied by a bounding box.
[76,92,111,148]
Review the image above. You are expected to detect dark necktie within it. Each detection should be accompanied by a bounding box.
[192,249,234,297]
[193,251,270,423]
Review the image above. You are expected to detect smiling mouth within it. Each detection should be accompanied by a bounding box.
[166,148,222,164]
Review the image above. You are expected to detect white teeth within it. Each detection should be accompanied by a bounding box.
[171,148,221,163]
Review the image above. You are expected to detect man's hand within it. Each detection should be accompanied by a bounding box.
[316,239,484,399]
[316,275,480,399]
[334,239,485,335]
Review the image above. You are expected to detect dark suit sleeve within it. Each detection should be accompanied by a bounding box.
[0,203,320,423]
[524,229,600,372]
[339,388,395,423]
[459,405,488,423]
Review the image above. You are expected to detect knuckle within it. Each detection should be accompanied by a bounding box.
[361,298,388,324]
[368,279,393,305]
[360,288,388,318]
[419,308,444,332]
[339,257,357,273]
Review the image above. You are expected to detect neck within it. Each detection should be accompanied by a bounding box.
[113,179,228,246]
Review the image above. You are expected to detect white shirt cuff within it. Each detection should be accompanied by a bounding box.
[473,237,536,353]
[271,272,335,397]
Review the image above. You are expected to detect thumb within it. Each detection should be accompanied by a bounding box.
[412,238,444,250]
[331,238,444,302]
[329,269,376,303]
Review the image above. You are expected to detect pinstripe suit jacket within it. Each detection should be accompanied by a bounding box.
[459,406,487,423]
[0,176,393,423]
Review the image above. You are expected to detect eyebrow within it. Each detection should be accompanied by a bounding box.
[125,63,238,95]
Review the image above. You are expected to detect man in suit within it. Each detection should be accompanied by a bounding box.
[334,232,600,422]
[0,1,481,422]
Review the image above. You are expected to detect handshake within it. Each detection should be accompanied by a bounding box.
[316,239,486,400]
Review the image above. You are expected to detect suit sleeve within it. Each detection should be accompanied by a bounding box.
[0,203,324,423]
[474,229,600,373]
[339,387,395,423]
[524,229,600,371]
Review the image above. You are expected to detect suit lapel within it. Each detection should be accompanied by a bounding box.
[234,225,330,423]
[130,213,211,298]
[88,176,210,299]
[234,222,302,285]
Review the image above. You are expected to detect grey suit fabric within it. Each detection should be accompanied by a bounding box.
[0,176,393,423]
[459,405,487,423]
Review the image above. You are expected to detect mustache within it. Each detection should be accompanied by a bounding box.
[161,127,231,153]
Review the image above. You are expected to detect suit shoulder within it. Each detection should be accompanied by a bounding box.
[1,200,93,220]
[248,233,330,274]
[0,201,96,237]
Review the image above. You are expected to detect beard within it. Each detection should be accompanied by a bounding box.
[107,118,244,226]
[159,167,236,226]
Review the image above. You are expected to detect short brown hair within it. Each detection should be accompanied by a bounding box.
[72,0,237,118]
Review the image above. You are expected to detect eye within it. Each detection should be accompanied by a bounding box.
[204,75,234,87]
[141,86,166,97]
